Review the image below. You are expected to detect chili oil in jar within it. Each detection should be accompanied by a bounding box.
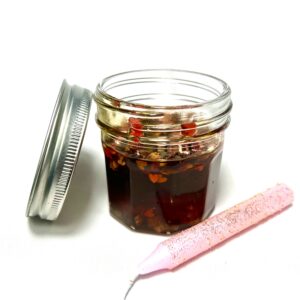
[93,69,232,234]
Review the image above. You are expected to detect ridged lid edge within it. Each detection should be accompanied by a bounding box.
[26,80,92,220]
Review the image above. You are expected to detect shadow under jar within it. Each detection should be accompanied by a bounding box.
[93,69,232,234]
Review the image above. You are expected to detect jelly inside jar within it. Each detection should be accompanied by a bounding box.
[103,144,223,234]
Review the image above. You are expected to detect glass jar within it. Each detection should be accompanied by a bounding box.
[93,69,232,234]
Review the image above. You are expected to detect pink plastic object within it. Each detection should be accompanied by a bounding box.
[138,184,293,275]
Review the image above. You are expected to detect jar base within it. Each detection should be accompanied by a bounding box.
[110,205,216,235]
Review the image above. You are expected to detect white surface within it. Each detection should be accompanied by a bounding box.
[0,1,299,299]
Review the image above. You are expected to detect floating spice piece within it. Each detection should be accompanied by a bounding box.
[182,163,194,171]
[195,164,204,171]
[117,156,126,166]
[134,214,142,225]
[132,137,141,144]
[181,122,196,136]
[129,117,142,127]
[148,173,159,183]
[147,152,161,161]
[157,175,168,183]
[131,128,143,137]
[136,160,148,170]
[109,160,118,170]
[144,208,155,218]
[104,147,113,159]
[148,173,168,183]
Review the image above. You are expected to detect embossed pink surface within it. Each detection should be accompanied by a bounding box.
[138,184,293,275]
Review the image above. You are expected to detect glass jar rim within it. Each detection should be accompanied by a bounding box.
[95,68,231,110]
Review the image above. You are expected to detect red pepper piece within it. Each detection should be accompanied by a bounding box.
[104,147,113,159]
[144,208,155,218]
[148,173,159,183]
[129,118,143,137]
[195,164,204,171]
[148,173,168,183]
[157,175,167,183]
[130,128,143,137]
[129,117,141,124]
[181,122,196,136]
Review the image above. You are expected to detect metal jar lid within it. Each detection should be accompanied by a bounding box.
[26,80,92,220]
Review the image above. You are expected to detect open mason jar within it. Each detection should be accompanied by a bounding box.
[93,70,232,234]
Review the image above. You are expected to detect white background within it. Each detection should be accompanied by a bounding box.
[0,0,299,299]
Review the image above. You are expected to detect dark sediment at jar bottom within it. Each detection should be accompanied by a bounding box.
[104,146,222,234]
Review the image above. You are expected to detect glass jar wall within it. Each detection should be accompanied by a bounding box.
[93,69,232,234]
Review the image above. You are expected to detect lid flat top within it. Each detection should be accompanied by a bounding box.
[26,80,92,221]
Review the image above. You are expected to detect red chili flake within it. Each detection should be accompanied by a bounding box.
[183,163,194,170]
[181,122,196,136]
[134,214,143,225]
[109,160,118,170]
[104,147,113,159]
[157,175,168,183]
[195,164,204,171]
[136,160,148,170]
[129,117,142,127]
[148,173,168,183]
[117,156,126,166]
[148,173,159,183]
[130,128,143,137]
[144,208,155,218]
[129,118,143,137]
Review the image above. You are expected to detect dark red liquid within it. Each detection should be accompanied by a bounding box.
[104,146,222,234]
